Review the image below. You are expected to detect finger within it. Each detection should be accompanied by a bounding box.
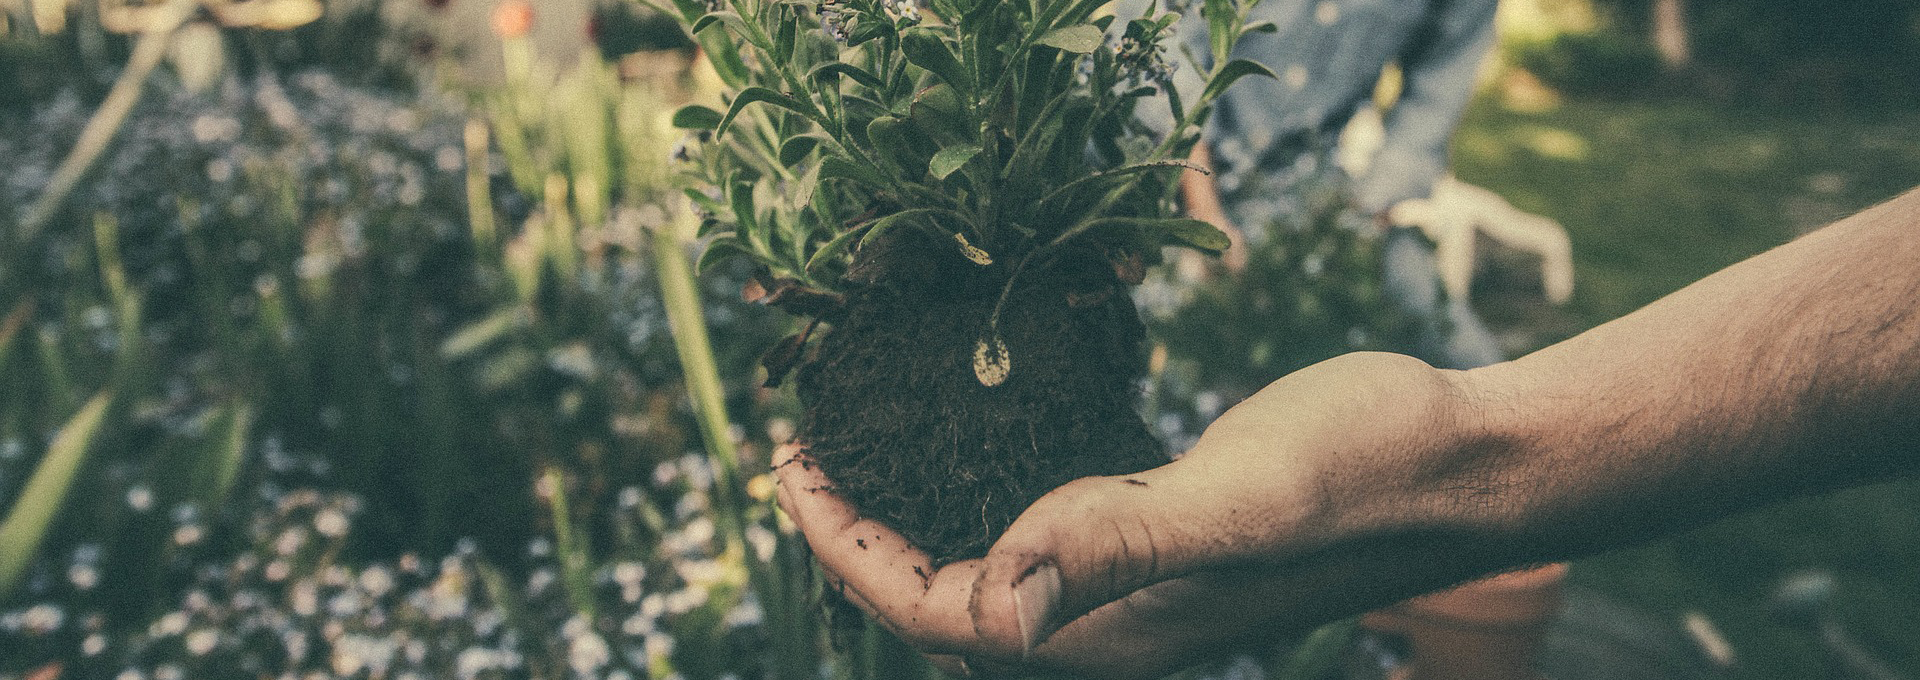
[965,460,1233,659]
[1023,570,1287,679]
[773,444,984,651]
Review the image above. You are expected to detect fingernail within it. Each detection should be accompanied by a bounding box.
[1011,563,1061,656]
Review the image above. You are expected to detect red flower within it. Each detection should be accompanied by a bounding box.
[490,1,534,38]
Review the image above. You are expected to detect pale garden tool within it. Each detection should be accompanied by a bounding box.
[14,0,324,240]
[1339,105,1577,306]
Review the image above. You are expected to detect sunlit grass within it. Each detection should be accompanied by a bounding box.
[1455,93,1920,677]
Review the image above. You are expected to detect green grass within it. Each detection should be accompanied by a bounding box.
[1453,94,1920,677]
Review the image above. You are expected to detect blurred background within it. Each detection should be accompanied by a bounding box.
[0,0,1916,678]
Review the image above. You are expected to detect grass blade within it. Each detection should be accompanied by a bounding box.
[0,391,114,599]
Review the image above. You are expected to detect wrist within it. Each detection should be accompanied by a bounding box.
[1344,360,1557,572]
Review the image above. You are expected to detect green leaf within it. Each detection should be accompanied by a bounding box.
[441,306,529,359]
[716,86,815,138]
[928,144,982,180]
[1203,0,1236,63]
[0,391,113,599]
[818,156,889,188]
[865,116,925,177]
[671,104,724,130]
[1035,24,1105,53]
[778,134,826,166]
[1037,159,1200,210]
[804,223,868,276]
[808,62,886,89]
[1240,20,1278,37]
[909,84,969,141]
[1200,59,1278,105]
[192,401,252,511]
[695,235,752,275]
[1159,218,1234,252]
[1072,217,1231,252]
[727,174,759,235]
[900,27,973,94]
[859,208,963,248]
[689,10,750,39]
[790,157,825,210]
[684,188,726,215]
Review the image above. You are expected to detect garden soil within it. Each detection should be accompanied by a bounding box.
[793,229,1167,565]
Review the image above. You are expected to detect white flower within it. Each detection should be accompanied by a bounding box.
[186,629,219,656]
[746,526,778,563]
[621,611,655,637]
[150,611,189,637]
[568,632,612,675]
[69,564,101,590]
[313,507,349,538]
[291,581,319,617]
[276,528,308,556]
[21,603,65,633]
[359,565,395,598]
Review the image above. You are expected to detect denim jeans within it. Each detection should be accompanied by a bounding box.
[1381,226,1504,369]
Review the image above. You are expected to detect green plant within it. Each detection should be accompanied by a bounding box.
[658,0,1272,375]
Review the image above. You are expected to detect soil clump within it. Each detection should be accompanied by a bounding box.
[794,229,1166,564]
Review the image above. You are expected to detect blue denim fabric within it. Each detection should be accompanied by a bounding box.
[1126,0,1505,367]
[1382,227,1505,369]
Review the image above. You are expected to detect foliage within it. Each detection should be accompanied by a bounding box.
[0,53,803,677]
[653,0,1271,319]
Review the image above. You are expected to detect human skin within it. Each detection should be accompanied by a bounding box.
[774,186,1920,679]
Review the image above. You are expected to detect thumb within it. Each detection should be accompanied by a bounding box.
[965,458,1246,659]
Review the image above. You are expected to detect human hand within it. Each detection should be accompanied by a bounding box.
[775,352,1531,679]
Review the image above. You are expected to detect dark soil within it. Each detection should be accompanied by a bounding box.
[794,230,1167,565]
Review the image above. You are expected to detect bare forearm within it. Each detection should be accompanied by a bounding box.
[1464,187,1920,559]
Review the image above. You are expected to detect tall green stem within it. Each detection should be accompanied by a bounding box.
[651,212,748,550]
[652,207,816,680]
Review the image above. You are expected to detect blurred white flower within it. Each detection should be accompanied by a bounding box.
[746,526,778,562]
[723,598,763,629]
[643,632,676,661]
[621,611,655,637]
[569,631,612,675]
[291,580,319,617]
[69,563,101,590]
[21,604,65,634]
[185,628,219,656]
[314,507,350,537]
[150,611,189,637]
[360,565,395,598]
[126,485,154,511]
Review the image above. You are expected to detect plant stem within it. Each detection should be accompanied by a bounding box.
[545,466,597,620]
[17,0,197,242]
[465,119,498,252]
[652,204,820,679]
[651,209,747,544]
